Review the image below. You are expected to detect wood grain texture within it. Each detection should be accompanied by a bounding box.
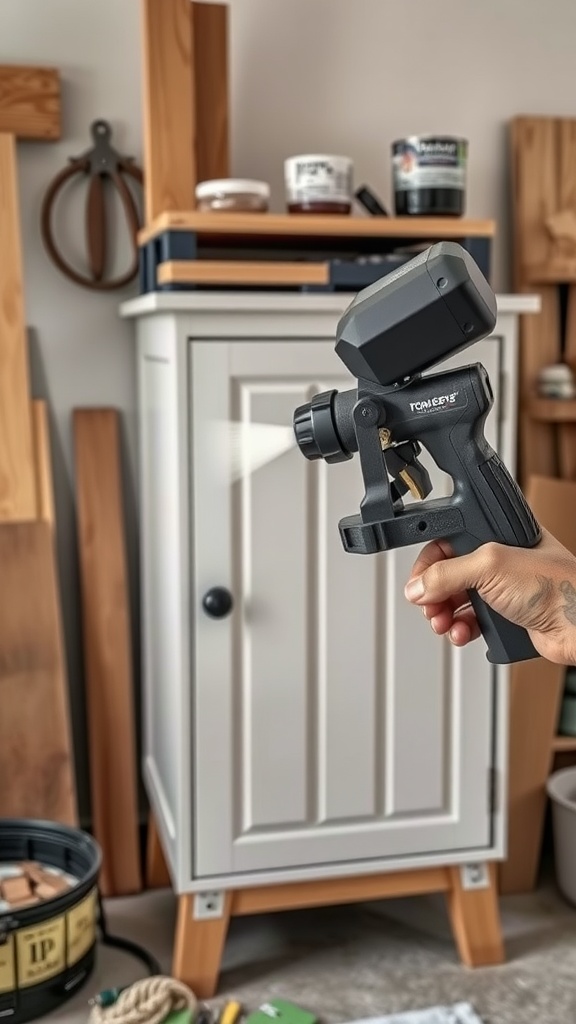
[0,133,37,521]
[556,123,576,477]
[140,0,195,222]
[0,522,76,823]
[524,118,576,283]
[556,281,576,479]
[500,475,576,894]
[173,891,232,999]
[74,409,142,896]
[146,812,171,889]
[501,657,564,894]
[232,867,450,916]
[31,400,54,526]
[511,118,557,283]
[447,864,504,967]
[171,864,501,995]
[191,2,229,183]
[517,286,560,483]
[139,211,496,246]
[0,66,60,140]
[551,736,576,752]
[157,259,329,286]
[528,397,576,422]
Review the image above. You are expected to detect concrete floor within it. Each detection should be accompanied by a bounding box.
[47,879,576,1024]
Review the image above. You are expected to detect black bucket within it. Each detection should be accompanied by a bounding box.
[392,135,468,216]
[0,819,101,1024]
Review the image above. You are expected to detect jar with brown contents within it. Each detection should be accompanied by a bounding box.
[284,155,353,214]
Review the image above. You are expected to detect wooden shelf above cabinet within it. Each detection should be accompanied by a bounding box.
[138,212,496,246]
[527,398,576,422]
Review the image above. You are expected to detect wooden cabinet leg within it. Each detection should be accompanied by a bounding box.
[146,812,172,889]
[172,892,232,998]
[446,863,505,967]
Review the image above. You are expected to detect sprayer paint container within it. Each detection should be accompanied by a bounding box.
[0,819,101,1024]
[392,136,468,216]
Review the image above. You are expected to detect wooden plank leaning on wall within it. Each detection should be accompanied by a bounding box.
[0,521,77,824]
[0,133,38,521]
[74,410,142,896]
[0,117,77,825]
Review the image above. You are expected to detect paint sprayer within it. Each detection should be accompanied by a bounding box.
[292,241,541,665]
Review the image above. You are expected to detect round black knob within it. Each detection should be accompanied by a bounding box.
[202,586,233,618]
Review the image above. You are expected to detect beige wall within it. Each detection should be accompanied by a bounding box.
[1,0,574,816]
[228,0,576,291]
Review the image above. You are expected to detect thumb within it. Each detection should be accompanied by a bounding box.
[405,542,503,604]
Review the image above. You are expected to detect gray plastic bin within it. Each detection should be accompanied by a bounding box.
[547,766,576,905]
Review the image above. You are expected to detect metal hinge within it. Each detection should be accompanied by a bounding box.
[488,765,499,814]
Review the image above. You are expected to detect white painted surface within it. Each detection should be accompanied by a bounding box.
[191,338,497,877]
[121,292,540,319]
[128,297,522,891]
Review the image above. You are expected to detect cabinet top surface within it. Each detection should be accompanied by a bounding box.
[120,291,541,319]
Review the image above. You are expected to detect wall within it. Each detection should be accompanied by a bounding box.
[3,0,576,818]
[228,0,576,290]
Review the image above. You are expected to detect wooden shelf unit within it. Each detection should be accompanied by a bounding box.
[528,398,576,423]
[138,211,495,246]
[137,0,494,293]
[138,212,496,293]
[501,118,576,896]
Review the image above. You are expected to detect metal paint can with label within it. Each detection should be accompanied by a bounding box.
[392,136,468,216]
[0,819,101,1024]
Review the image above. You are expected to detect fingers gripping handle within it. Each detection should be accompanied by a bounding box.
[452,454,541,664]
[467,590,539,665]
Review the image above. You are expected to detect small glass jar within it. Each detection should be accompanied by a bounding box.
[284,154,353,214]
[195,179,270,213]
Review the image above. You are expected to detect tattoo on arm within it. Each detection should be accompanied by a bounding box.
[527,575,555,610]
[526,576,576,628]
[560,581,576,625]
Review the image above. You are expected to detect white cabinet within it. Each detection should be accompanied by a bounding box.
[121,292,533,895]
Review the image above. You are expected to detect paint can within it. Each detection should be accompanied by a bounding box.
[392,136,468,216]
[0,819,101,1024]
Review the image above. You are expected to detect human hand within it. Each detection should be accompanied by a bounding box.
[404,529,576,665]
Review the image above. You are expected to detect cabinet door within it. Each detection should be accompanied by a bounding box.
[191,338,500,877]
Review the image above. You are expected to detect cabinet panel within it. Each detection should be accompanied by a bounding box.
[191,338,499,877]
[137,321,192,869]
[235,379,313,830]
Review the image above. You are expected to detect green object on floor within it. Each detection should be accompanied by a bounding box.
[165,1009,195,1024]
[245,1000,317,1024]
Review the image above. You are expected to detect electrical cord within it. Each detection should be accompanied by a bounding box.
[97,890,162,978]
